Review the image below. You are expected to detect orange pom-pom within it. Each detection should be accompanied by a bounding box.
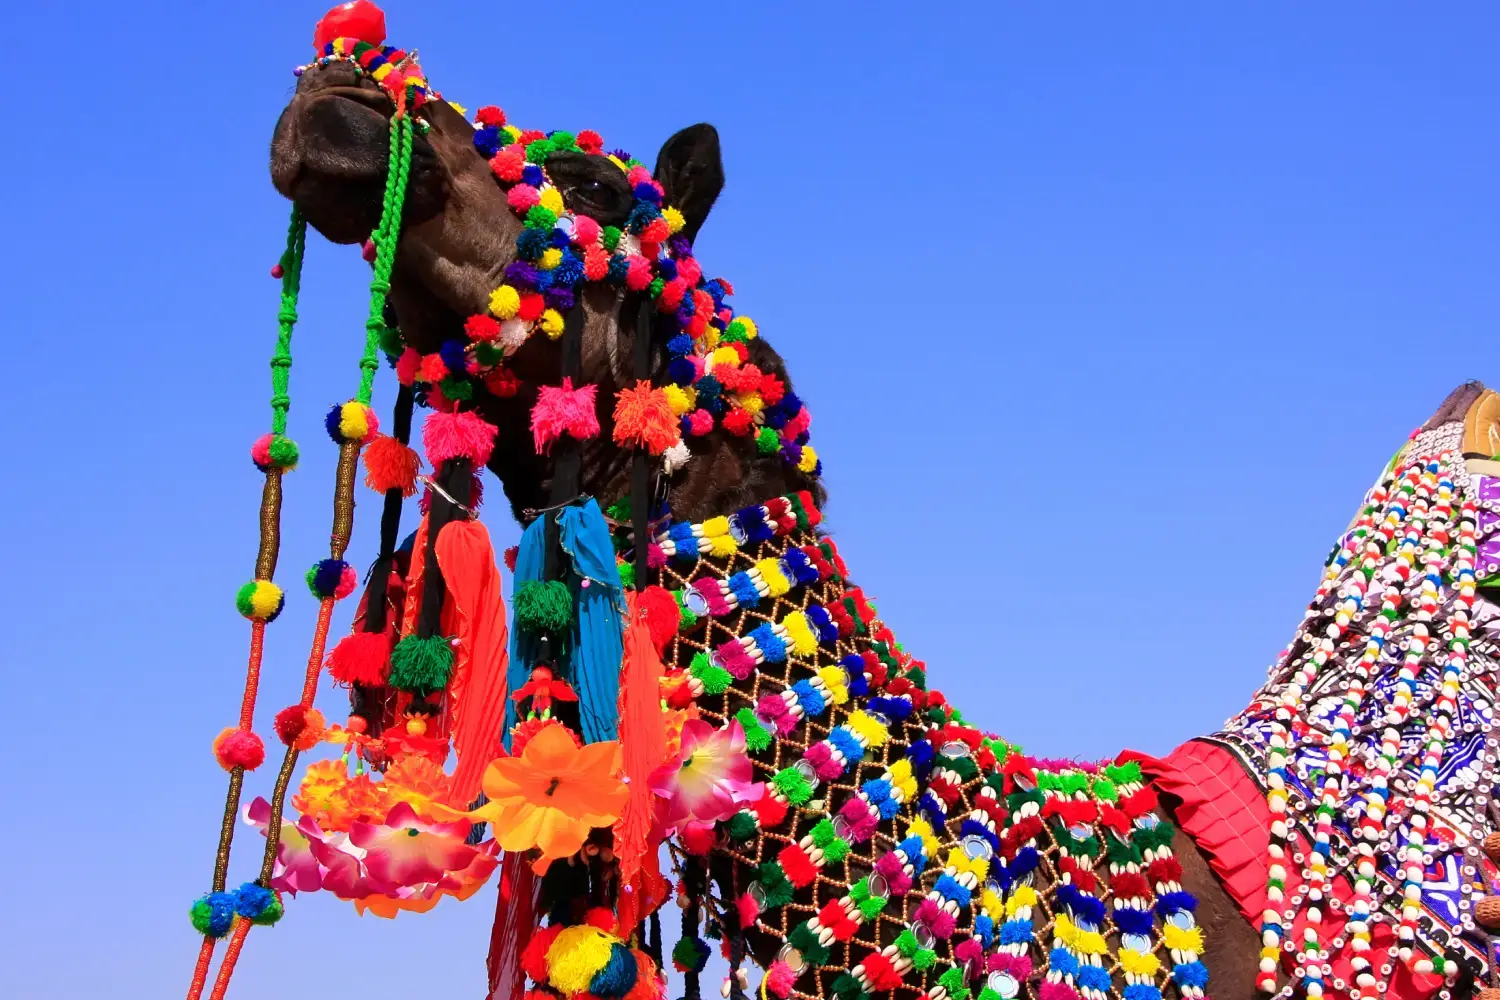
[612,381,679,455]
[362,434,421,496]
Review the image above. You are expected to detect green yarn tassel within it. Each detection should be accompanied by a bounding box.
[514,579,575,636]
[937,966,970,998]
[690,651,731,695]
[736,708,772,752]
[772,766,814,805]
[726,811,758,841]
[388,634,455,692]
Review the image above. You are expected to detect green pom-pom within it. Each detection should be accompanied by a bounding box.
[474,341,504,367]
[725,319,749,341]
[937,966,969,997]
[676,598,699,632]
[267,435,300,469]
[601,226,622,252]
[690,651,732,695]
[190,892,236,938]
[441,376,474,401]
[810,818,838,848]
[647,277,665,299]
[617,561,635,590]
[549,130,577,151]
[1091,777,1118,802]
[379,323,404,358]
[525,139,554,163]
[756,428,780,455]
[788,922,829,966]
[757,861,795,908]
[388,634,455,692]
[526,205,558,230]
[831,973,866,1000]
[726,811,758,841]
[249,895,283,926]
[736,708,771,752]
[912,948,937,972]
[979,989,1003,1000]
[856,895,886,921]
[895,929,920,957]
[514,579,574,635]
[771,767,813,805]
[823,838,850,864]
[235,580,284,622]
[1059,772,1089,795]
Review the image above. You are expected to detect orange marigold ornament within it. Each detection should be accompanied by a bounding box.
[474,724,627,861]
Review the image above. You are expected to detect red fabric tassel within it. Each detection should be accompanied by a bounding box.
[487,852,541,1000]
[436,519,510,807]
[612,591,671,932]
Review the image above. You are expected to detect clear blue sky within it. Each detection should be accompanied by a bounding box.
[3,2,1497,997]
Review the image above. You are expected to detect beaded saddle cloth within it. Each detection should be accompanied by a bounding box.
[1210,387,1500,998]
[648,492,1211,1000]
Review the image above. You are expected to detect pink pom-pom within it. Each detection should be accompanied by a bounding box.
[680,822,715,855]
[765,961,796,999]
[737,892,760,930]
[624,255,654,291]
[213,727,266,772]
[658,278,687,310]
[573,215,601,246]
[423,409,498,467]
[626,164,653,186]
[677,257,703,286]
[334,563,358,600]
[250,433,274,468]
[530,378,599,454]
[395,347,421,386]
[326,630,393,686]
[507,184,540,212]
[686,410,715,436]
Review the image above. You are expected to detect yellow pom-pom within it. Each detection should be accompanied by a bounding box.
[539,187,565,215]
[847,710,890,748]
[546,925,618,995]
[1120,949,1161,976]
[447,101,468,115]
[540,309,566,340]
[539,248,563,271]
[907,816,940,858]
[817,665,849,705]
[710,346,739,368]
[701,516,731,538]
[502,125,522,143]
[489,285,521,319]
[707,534,739,558]
[738,317,758,340]
[735,393,764,416]
[663,206,686,234]
[663,384,696,416]
[1163,923,1204,954]
[701,329,720,350]
[757,558,792,597]
[1004,885,1038,917]
[981,887,1005,923]
[797,445,819,473]
[338,401,371,443]
[780,611,817,656]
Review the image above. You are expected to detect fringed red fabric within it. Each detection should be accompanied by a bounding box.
[436,519,510,807]
[612,591,670,933]
[487,852,540,1000]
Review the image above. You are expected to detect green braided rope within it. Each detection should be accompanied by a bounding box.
[271,209,307,434]
[358,112,413,405]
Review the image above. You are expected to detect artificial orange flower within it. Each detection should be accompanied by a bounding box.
[476,724,628,860]
[293,760,384,832]
[382,753,454,818]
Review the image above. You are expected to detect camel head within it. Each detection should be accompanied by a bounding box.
[267,3,817,523]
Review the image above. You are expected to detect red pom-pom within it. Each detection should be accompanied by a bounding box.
[213,728,266,771]
[759,375,786,406]
[576,129,604,154]
[419,353,449,383]
[680,822,715,855]
[658,278,687,311]
[490,148,526,183]
[722,409,755,437]
[313,0,386,52]
[395,347,421,386]
[475,106,506,127]
[274,705,327,750]
[326,630,394,686]
[517,293,546,323]
[521,924,563,983]
[363,434,421,496]
[465,315,502,342]
[504,546,519,572]
[638,586,680,654]
[584,907,617,932]
[778,844,818,887]
[485,367,521,398]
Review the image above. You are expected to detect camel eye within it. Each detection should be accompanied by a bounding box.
[546,152,632,226]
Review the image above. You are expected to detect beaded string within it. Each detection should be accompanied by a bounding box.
[185,209,306,999]
[189,100,414,1000]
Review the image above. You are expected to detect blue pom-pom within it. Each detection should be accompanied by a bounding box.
[190,891,237,938]
[1123,986,1162,1000]
[998,919,1033,946]
[727,572,760,609]
[791,679,825,717]
[933,874,972,907]
[748,624,785,662]
[1156,891,1198,916]
[667,357,696,387]
[693,374,723,400]
[896,835,926,863]
[828,727,863,764]
[667,334,693,356]
[308,558,351,599]
[905,738,936,775]
[521,164,544,186]
[1078,966,1111,992]
[516,228,550,259]
[324,405,345,443]
[657,258,679,280]
[974,913,995,947]
[607,254,630,284]
[633,181,664,205]
[626,201,660,234]
[589,942,640,999]
[543,286,575,311]
[779,391,803,415]
[1172,962,1209,989]
[550,227,571,249]
[233,882,275,919]
[806,606,837,642]
[473,126,500,156]
[1056,883,1106,925]
[1113,905,1154,935]
[553,250,584,286]
[440,339,468,375]
[1011,846,1040,879]
[1048,947,1079,976]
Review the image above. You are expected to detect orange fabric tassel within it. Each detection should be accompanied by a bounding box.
[612,591,671,931]
[612,380,679,455]
[437,519,510,807]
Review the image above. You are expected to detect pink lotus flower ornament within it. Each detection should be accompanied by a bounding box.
[244,796,324,894]
[349,801,479,889]
[649,718,761,829]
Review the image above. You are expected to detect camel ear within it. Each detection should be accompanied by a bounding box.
[654,123,724,245]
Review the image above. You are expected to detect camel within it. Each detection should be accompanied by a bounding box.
[256,11,1500,1000]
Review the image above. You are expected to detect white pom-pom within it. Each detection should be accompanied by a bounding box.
[663,439,692,474]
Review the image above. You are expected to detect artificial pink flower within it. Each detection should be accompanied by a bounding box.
[649,719,760,828]
[349,801,479,889]
[244,796,324,894]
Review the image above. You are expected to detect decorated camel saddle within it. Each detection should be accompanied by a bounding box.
[181,6,1500,1000]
